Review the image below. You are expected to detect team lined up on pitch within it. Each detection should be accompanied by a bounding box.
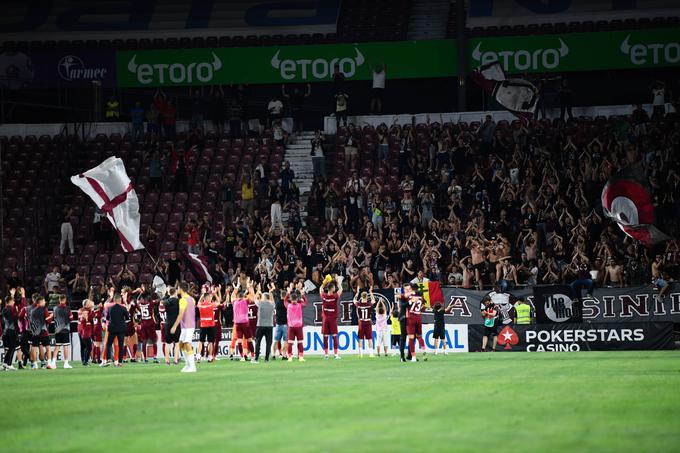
[1,275,453,371]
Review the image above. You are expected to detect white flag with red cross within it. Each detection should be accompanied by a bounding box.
[71,156,144,252]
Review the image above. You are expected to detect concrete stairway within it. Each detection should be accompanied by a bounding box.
[407,0,451,40]
[283,131,316,224]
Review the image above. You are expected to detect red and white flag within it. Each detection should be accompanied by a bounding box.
[71,156,144,252]
[183,252,213,284]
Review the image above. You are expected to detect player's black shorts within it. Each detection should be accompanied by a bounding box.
[372,87,384,101]
[484,325,498,337]
[55,332,70,345]
[164,327,181,344]
[199,327,215,343]
[391,334,400,346]
[433,325,446,340]
[31,334,50,347]
[20,331,31,348]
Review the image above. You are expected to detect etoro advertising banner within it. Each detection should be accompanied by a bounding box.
[116,39,457,87]
[114,28,678,87]
[468,27,680,74]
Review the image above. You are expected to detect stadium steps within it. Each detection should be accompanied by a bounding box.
[283,131,316,225]
[407,0,451,40]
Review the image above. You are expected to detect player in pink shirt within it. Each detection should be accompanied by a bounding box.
[284,282,308,362]
[231,279,255,362]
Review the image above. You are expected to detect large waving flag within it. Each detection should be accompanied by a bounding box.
[601,164,671,246]
[183,252,213,284]
[471,61,539,124]
[71,156,144,252]
[413,281,444,308]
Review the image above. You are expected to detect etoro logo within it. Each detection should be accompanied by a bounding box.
[472,38,568,71]
[620,34,680,66]
[270,46,365,80]
[127,52,222,85]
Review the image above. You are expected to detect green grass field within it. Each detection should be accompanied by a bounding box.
[3,351,680,452]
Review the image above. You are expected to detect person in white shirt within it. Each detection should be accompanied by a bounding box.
[270,197,283,234]
[267,97,283,127]
[44,267,61,294]
[370,62,386,114]
[651,80,666,121]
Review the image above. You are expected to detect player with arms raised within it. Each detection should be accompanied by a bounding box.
[354,287,377,358]
[320,275,342,359]
[136,286,159,363]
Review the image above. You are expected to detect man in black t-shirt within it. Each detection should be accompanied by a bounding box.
[163,288,181,365]
[272,288,288,360]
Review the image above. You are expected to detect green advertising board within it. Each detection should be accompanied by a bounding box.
[116,40,457,87]
[468,27,680,74]
[115,28,678,87]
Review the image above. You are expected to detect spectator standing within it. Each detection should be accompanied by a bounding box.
[310,130,326,180]
[282,83,311,132]
[44,267,61,295]
[559,78,574,121]
[105,95,120,121]
[280,161,295,195]
[227,84,246,139]
[267,95,284,127]
[59,208,74,255]
[221,175,234,225]
[241,174,255,215]
[130,101,145,142]
[335,91,349,130]
[210,85,226,135]
[148,151,163,192]
[189,88,205,133]
[370,61,386,114]
[478,115,496,154]
[146,102,160,134]
[651,80,667,121]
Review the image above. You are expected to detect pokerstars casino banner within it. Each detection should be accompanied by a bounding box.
[467,322,674,352]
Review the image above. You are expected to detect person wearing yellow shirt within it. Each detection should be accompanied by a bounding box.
[389,304,401,356]
[241,174,254,215]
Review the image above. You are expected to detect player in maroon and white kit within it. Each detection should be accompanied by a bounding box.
[247,295,258,358]
[91,302,103,364]
[353,287,377,358]
[405,283,427,362]
[320,276,343,359]
[137,290,160,363]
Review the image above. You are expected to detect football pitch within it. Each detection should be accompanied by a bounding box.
[3,351,679,452]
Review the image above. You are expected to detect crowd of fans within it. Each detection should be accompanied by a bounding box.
[55,85,679,302]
